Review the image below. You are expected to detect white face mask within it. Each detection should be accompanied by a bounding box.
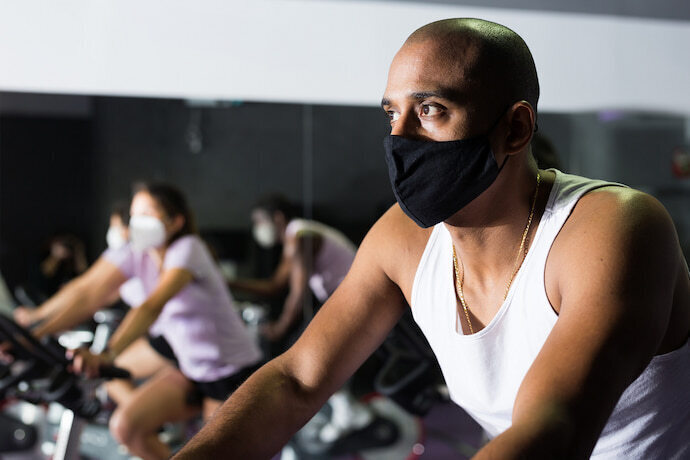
[106,226,127,250]
[129,215,167,251]
[253,221,277,248]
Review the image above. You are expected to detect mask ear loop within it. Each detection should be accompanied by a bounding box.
[497,153,510,172]
[487,106,512,171]
[487,107,509,135]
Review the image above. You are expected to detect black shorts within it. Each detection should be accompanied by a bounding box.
[189,361,262,402]
[148,335,179,366]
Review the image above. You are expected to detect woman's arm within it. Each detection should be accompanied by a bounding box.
[108,268,192,356]
[72,267,193,377]
[228,256,292,298]
[32,258,126,338]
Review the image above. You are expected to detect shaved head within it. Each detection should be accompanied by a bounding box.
[405,18,539,120]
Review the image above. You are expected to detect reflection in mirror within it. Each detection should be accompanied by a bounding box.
[0,91,394,298]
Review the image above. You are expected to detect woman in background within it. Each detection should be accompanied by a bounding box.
[29,183,262,460]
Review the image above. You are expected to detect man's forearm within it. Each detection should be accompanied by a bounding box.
[174,359,326,459]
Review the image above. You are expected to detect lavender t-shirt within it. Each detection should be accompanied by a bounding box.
[118,277,165,337]
[104,235,262,382]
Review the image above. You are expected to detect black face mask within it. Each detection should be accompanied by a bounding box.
[383,115,508,228]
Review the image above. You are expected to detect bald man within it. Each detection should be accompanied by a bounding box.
[174,19,690,459]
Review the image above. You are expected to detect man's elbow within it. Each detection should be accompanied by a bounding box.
[273,351,333,409]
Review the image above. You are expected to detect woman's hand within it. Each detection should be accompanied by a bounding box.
[0,341,14,364]
[68,348,114,379]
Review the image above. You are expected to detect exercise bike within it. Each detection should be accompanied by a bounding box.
[0,313,130,460]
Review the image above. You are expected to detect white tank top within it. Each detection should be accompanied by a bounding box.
[411,170,690,459]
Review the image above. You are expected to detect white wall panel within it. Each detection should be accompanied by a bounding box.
[0,0,689,113]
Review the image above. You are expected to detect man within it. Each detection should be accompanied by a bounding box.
[230,195,356,349]
[175,18,690,459]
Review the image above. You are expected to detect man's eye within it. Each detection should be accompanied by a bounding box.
[387,111,400,122]
[421,104,441,116]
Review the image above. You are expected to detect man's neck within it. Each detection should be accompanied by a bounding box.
[444,166,548,291]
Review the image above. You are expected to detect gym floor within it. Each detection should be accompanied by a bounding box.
[272,398,484,460]
[2,397,484,459]
[420,399,485,459]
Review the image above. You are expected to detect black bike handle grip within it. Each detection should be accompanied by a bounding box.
[98,365,131,380]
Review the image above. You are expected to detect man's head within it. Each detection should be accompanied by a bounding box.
[382,18,538,152]
[381,19,541,227]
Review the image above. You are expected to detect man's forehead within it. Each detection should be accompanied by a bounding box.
[396,39,476,70]
[382,41,479,105]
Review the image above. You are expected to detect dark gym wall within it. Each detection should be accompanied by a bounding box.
[90,97,394,247]
[3,93,687,291]
[0,94,396,290]
[0,116,94,289]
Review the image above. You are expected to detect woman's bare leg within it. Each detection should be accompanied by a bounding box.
[105,337,173,405]
[108,367,198,460]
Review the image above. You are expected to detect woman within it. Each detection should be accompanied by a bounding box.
[34,183,262,460]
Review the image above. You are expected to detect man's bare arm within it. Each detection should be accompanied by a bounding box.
[474,189,685,459]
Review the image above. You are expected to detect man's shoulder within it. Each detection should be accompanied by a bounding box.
[552,185,676,268]
[359,204,432,288]
[540,180,684,321]
[369,203,432,248]
[564,186,669,234]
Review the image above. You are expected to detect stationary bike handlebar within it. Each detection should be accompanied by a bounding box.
[0,313,130,420]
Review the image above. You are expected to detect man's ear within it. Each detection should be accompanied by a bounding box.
[503,101,535,156]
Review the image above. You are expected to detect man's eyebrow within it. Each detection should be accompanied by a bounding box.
[380,88,465,109]
[411,88,464,103]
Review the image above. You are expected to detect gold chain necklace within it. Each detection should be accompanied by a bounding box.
[452,172,541,334]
